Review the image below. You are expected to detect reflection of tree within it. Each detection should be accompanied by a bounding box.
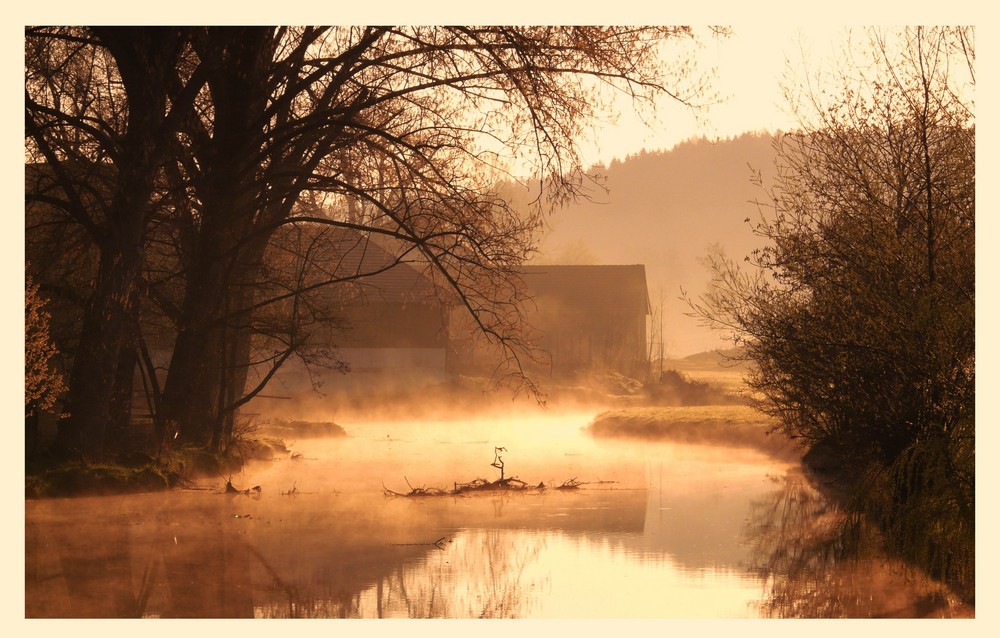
[367,529,545,618]
[744,475,851,617]
[42,517,138,617]
[27,503,259,618]
[157,521,255,617]
[243,542,363,619]
[253,585,362,619]
[745,473,970,618]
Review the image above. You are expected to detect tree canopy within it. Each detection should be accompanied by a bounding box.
[25,26,720,458]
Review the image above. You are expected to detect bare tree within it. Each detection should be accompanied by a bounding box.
[25,27,207,459]
[26,26,720,457]
[154,26,719,450]
[689,27,974,597]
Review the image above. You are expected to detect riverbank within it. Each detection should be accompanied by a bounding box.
[25,366,736,498]
[587,405,802,461]
[585,404,974,614]
[24,419,348,499]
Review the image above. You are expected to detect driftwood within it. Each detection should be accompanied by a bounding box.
[224,477,262,496]
[383,476,543,497]
[382,476,453,497]
[382,446,596,497]
[390,536,451,550]
[556,477,584,490]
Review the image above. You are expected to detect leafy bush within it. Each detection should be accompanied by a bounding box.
[689,27,975,599]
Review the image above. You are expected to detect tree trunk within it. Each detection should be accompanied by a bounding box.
[160,254,229,448]
[107,328,139,455]
[55,240,143,460]
[217,303,254,452]
[160,229,270,452]
[50,28,186,460]
[160,27,279,451]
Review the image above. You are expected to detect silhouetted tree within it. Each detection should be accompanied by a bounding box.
[690,26,974,597]
[153,26,719,450]
[25,27,205,459]
[26,26,721,457]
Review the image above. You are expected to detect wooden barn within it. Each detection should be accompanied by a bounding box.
[519,264,651,378]
[446,264,652,380]
[264,228,452,396]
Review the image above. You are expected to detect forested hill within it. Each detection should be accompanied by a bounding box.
[530,132,779,357]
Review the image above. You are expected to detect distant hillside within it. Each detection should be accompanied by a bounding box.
[528,132,778,356]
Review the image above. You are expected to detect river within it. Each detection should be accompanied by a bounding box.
[24,412,972,618]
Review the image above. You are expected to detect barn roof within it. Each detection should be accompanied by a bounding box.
[319,228,439,304]
[520,264,650,316]
[279,224,435,303]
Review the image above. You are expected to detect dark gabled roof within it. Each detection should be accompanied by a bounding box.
[301,226,440,305]
[520,264,650,316]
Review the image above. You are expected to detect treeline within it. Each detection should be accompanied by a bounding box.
[690,27,975,602]
[25,26,717,466]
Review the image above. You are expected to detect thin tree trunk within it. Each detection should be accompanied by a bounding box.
[161,230,270,451]
[56,240,143,460]
[107,327,139,455]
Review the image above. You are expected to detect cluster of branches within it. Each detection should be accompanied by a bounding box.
[689,27,974,596]
[25,26,716,461]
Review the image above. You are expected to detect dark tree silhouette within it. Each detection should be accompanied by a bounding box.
[26,27,206,458]
[689,26,974,598]
[26,26,721,457]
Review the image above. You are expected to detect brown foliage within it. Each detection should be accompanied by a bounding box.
[25,273,66,415]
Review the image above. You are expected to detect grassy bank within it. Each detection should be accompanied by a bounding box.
[587,405,802,461]
[24,434,291,499]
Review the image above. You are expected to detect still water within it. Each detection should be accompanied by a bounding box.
[24,413,969,618]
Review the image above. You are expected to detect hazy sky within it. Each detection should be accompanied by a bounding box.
[582,24,852,166]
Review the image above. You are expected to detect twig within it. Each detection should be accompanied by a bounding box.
[389,536,451,550]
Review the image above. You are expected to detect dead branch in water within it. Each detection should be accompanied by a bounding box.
[454,476,541,493]
[382,477,451,497]
[554,477,623,490]
[491,446,506,480]
[384,477,544,497]
[383,446,601,497]
[390,536,451,550]
[226,481,262,496]
[223,473,262,496]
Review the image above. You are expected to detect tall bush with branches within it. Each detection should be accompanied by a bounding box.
[25,272,68,455]
[689,27,974,598]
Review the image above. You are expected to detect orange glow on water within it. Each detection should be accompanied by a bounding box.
[25,412,969,618]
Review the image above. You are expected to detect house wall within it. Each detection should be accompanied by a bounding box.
[531,301,648,378]
[446,293,649,380]
[261,300,450,399]
[337,302,447,349]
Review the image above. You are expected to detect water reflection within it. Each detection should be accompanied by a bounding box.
[744,471,974,618]
[24,414,969,618]
[352,529,546,618]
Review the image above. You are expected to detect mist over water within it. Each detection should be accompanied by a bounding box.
[25,411,970,618]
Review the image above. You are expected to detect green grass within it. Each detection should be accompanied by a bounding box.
[25,462,170,499]
[588,405,801,460]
